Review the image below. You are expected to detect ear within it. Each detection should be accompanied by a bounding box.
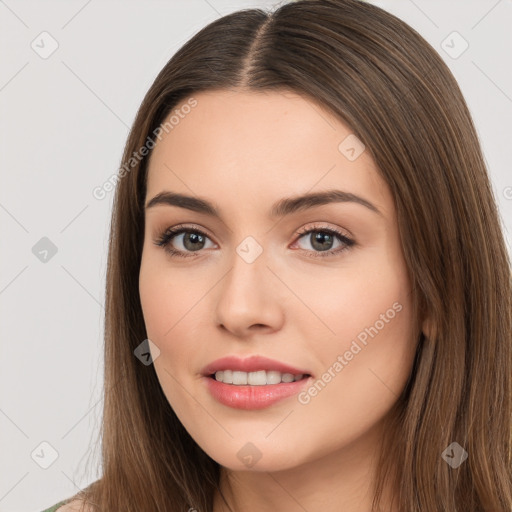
[421,315,433,339]
[417,294,433,340]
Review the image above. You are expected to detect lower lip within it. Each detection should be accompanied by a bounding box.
[204,375,311,410]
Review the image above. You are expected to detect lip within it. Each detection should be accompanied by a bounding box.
[201,355,312,410]
[204,376,312,410]
[201,355,311,376]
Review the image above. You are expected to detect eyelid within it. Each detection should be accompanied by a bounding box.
[294,222,354,241]
[154,223,216,243]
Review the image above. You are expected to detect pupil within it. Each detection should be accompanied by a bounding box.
[312,232,333,251]
[184,232,204,251]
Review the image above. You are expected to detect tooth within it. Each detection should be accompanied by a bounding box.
[266,370,282,384]
[232,371,248,385]
[248,370,267,385]
[214,369,305,385]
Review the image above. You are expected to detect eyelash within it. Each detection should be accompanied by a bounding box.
[153,223,355,259]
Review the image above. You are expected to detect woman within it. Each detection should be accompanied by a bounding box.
[42,0,512,510]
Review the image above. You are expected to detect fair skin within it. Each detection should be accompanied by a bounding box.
[135,88,422,512]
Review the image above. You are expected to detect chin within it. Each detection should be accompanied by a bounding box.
[196,435,310,473]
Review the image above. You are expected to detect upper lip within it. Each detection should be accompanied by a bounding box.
[201,355,311,376]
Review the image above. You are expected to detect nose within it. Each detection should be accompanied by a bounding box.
[214,245,285,339]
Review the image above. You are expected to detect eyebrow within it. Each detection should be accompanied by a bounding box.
[144,189,382,218]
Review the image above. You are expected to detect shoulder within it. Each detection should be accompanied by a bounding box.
[42,499,92,512]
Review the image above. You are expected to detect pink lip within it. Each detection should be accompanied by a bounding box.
[201,355,312,410]
[201,355,311,376]
[204,377,312,410]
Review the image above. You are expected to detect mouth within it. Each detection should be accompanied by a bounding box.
[201,355,313,409]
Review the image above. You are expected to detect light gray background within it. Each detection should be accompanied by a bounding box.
[1,1,511,510]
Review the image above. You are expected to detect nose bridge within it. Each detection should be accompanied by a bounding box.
[225,234,268,296]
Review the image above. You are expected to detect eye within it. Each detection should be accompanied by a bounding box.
[153,224,215,258]
[292,224,355,258]
[153,223,355,259]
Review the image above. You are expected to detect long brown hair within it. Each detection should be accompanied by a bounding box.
[69,0,512,510]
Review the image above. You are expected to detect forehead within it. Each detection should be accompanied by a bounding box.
[145,89,391,217]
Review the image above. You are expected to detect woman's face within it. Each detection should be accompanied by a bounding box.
[139,89,419,472]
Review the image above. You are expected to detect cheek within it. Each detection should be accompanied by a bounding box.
[139,255,198,380]
[323,271,411,353]
[297,247,416,427]
[139,250,218,376]
[140,250,199,337]
[300,301,416,449]
[138,254,207,418]
[305,245,410,338]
